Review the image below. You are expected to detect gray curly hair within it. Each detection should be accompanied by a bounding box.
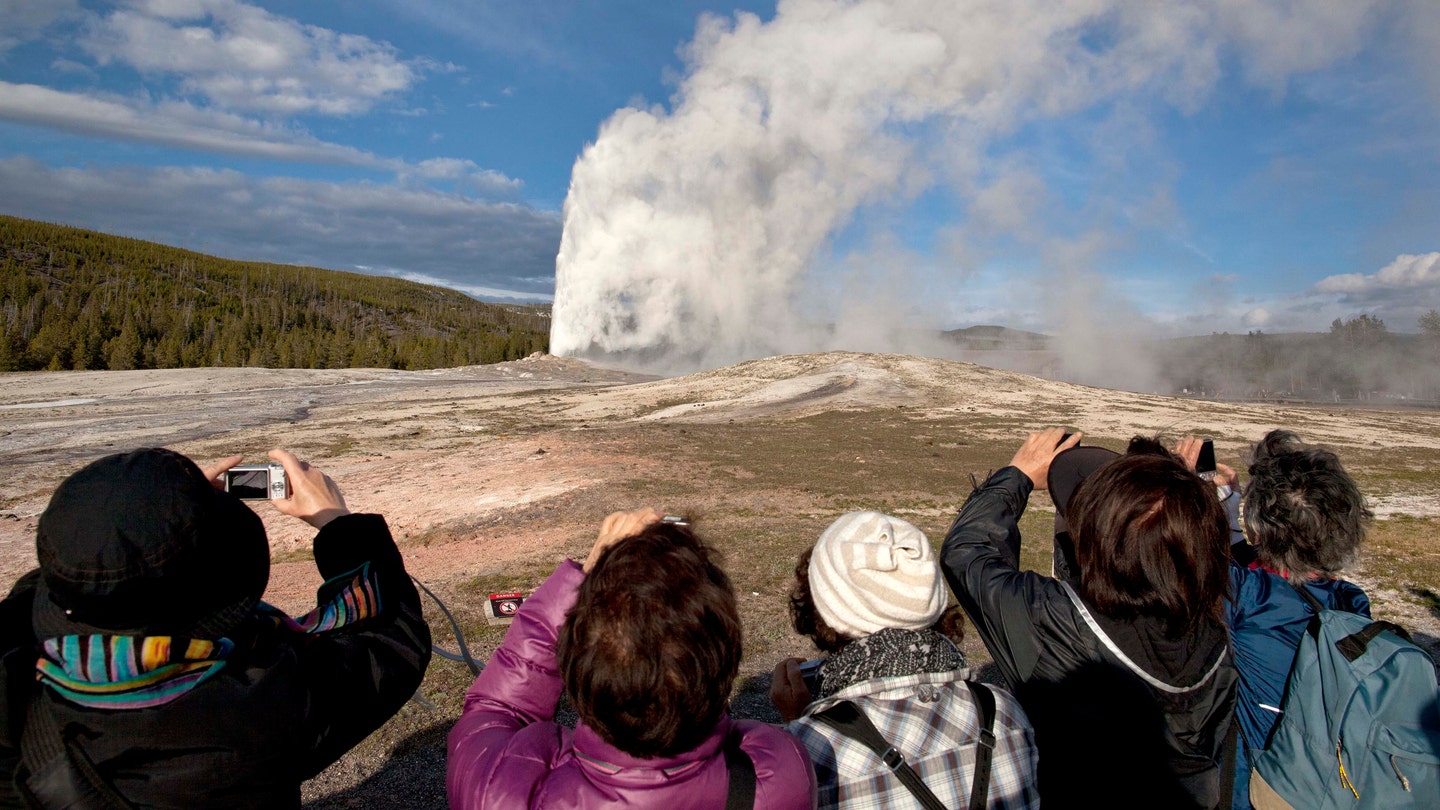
[1241,430,1371,583]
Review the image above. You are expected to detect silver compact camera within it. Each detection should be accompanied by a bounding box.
[223,463,289,500]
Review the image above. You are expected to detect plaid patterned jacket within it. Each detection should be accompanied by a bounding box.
[786,668,1040,810]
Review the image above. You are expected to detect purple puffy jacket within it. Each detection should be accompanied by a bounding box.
[447,560,817,809]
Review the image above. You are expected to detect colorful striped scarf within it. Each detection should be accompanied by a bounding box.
[36,562,382,710]
[265,562,381,633]
[36,635,234,710]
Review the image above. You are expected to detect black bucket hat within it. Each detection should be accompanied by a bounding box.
[1046,445,1120,583]
[1047,445,1122,524]
[33,448,270,639]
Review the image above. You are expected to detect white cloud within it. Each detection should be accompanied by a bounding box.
[1313,253,1440,296]
[1242,308,1272,327]
[383,270,553,303]
[80,0,425,115]
[0,0,81,52]
[49,58,97,77]
[0,157,560,300]
[404,158,525,199]
[0,82,524,196]
[1214,0,1384,90]
[0,81,384,165]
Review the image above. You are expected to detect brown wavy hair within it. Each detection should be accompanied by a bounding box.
[1069,452,1230,633]
[557,521,743,758]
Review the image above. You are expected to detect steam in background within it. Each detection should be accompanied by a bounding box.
[552,0,1427,385]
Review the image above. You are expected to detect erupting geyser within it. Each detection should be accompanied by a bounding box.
[550,0,1391,375]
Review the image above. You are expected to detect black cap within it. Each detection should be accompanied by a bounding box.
[33,448,270,639]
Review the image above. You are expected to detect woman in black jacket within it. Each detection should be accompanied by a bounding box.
[941,428,1236,810]
[0,447,431,809]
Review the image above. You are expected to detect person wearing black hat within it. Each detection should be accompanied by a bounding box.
[940,428,1237,810]
[0,447,431,808]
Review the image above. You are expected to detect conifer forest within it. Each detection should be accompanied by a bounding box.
[0,216,549,372]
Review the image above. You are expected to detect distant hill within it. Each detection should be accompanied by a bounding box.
[0,216,549,372]
[941,324,1051,350]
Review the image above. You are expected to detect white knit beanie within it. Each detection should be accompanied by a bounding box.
[808,511,947,638]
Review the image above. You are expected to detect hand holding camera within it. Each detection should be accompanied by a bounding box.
[203,449,350,529]
[1173,437,1239,490]
[769,657,814,723]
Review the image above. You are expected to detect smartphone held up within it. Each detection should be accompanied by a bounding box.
[1196,440,1217,481]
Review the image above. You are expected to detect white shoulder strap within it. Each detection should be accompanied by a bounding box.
[1059,581,1227,695]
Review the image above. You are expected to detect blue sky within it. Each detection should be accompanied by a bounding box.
[2,0,1439,339]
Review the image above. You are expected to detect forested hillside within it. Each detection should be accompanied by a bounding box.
[0,216,549,372]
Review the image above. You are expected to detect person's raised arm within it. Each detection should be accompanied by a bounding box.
[261,448,429,776]
[940,428,1077,687]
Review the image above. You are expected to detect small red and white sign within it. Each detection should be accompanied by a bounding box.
[487,592,527,624]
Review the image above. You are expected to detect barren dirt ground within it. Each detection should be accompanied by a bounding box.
[2,351,1438,808]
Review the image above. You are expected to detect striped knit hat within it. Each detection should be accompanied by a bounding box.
[808,511,946,638]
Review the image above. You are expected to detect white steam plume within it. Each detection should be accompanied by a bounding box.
[552,0,1388,375]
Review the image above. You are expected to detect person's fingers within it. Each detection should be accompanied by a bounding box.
[267,447,306,480]
[769,658,811,722]
[768,661,791,702]
[266,448,347,528]
[779,657,803,689]
[626,508,663,535]
[198,455,244,489]
[1215,462,1239,488]
[1175,436,1202,469]
[1057,430,1082,452]
[598,511,625,540]
[1009,427,1075,489]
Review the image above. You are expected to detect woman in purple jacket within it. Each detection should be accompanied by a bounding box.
[447,509,817,809]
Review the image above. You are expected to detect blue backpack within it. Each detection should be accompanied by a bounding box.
[1250,585,1440,808]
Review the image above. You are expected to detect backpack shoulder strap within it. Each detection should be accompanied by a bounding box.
[966,682,997,810]
[723,726,756,810]
[812,700,951,810]
[1290,581,1326,615]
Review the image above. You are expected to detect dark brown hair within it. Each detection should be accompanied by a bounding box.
[788,546,964,652]
[1069,452,1230,633]
[557,521,742,758]
[1243,429,1370,582]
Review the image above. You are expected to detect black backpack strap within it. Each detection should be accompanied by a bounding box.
[16,693,135,809]
[1290,582,1326,615]
[812,700,950,810]
[723,727,756,810]
[1336,621,1413,662]
[1288,581,1407,661]
[966,682,997,810]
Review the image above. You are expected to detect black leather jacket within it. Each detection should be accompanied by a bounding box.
[942,467,1236,810]
[0,514,431,809]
